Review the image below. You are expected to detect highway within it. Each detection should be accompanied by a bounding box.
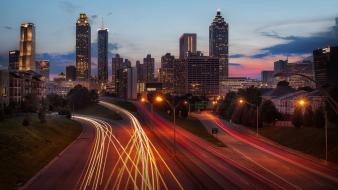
[135,102,338,190]
[22,99,338,190]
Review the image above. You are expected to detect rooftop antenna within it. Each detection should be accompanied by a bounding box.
[101,16,104,29]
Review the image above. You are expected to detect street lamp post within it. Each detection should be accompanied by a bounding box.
[184,101,191,116]
[239,98,259,136]
[154,95,183,156]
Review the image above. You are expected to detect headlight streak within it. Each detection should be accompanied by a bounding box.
[74,101,184,190]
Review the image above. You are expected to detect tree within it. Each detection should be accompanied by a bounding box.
[67,85,96,110]
[313,107,325,128]
[21,94,39,113]
[22,116,30,126]
[218,92,236,120]
[38,108,46,123]
[260,100,281,124]
[46,94,67,111]
[292,107,303,128]
[303,105,314,127]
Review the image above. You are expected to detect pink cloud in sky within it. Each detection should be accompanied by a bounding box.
[229,54,311,79]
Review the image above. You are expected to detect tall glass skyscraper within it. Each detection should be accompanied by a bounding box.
[19,23,35,71]
[97,27,108,83]
[76,13,91,80]
[179,33,197,59]
[209,10,229,80]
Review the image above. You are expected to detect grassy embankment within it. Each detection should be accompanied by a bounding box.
[0,115,82,189]
[259,126,338,164]
[156,109,225,147]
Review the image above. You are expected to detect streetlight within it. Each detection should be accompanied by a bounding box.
[184,100,191,116]
[140,96,154,113]
[154,95,182,156]
[238,98,259,136]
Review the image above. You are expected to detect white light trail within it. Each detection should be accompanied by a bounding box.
[73,101,183,190]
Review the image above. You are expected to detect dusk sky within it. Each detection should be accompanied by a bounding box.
[0,0,337,79]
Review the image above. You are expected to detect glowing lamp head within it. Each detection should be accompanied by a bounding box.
[140,97,146,103]
[155,96,163,103]
[298,99,306,107]
[212,101,217,105]
[184,101,188,105]
[239,99,244,104]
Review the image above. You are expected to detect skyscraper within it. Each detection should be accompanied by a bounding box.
[159,53,175,93]
[179,33,197,59]
[8,50,19,71]
[136,60,143,82]
[143,54,155,82]
[97,27,108,83]
[274,60,288,74]
[76,13,91,80]
[19,23,35,71]
[112,54,124,85]
[66,65,77,81]
[209,10,229,80]
[313,46,338,86]
[39,60,50,81]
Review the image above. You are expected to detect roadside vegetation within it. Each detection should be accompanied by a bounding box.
[259,126,338,164]
[0,114,82,189]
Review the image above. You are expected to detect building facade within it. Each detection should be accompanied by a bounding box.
[179,33,197,59]
[159,53,175,93]
[66,65,77,81]
[209,10,229,80]
[76,13,91,80]
[0,70,9,108]
[38,60,50,81]
[313,46,338,87]
[220,77,263,95]
[9,71,45,104]
[97,28,108,83]
[19,23,35,71]
[143,54,155,82]
[9,50,20,71]
[186,52,219,97]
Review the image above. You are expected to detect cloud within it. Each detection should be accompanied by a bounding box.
[260,18,338,55]
[229,63,242,67]
[229,54,245,58]
[35,42,120,76]
[3,26,13,30]
[58,1,78,14]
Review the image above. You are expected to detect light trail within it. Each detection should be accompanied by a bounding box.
[73,101,184,190]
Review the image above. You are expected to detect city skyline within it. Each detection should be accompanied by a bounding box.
[0,0,338,79]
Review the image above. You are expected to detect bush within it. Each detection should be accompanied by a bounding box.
[22,117,30,126]
[292,107,303,128]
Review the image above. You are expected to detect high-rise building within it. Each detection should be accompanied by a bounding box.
[66,65,77,81]
[8,50,19,71]
[313,46,338,86]
[0,70,9,108]
[143,54,155,82]
[112,54,124,86]
[274,60,288,74]
[209,10,229,80]
[97,27,108,83]
[159,53,175,93]
[136,60,143,82]
[186,52,219,96]
[38,60,50,81]
[76,13,91,80]
[19,23,35,71]
[179,33,197,59]
[261,71,274,84]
